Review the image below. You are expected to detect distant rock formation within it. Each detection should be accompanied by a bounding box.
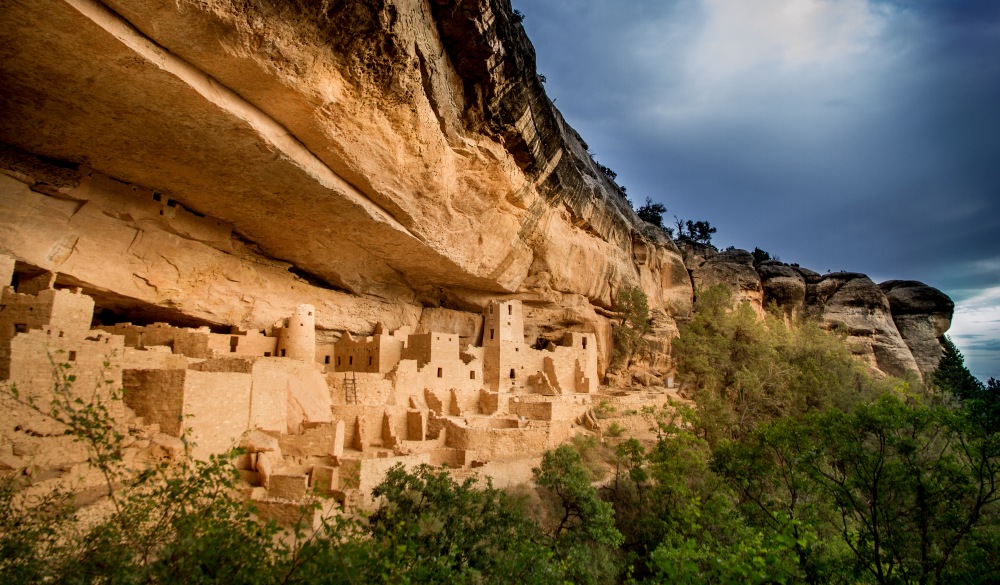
[679,243,952,380]
[880,280,955,379]
[689,249,763,315]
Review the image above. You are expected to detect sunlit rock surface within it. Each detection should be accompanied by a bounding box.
[0,0,690,363]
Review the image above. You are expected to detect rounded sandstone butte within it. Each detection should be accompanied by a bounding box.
[757,261,806,317]
[879,280,955,378]
[812,273,920,378]
[690,249,763,314]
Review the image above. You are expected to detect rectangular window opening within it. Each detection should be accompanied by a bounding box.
[437,367,443,378]
[68,351,77,362]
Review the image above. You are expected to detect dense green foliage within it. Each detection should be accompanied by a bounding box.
[636,197,667,228]
[363,464,556,583]
[935,336,1000,433]
[3,288,998,583]
[673,285,894,444]
[612,285,652,369]
[534,444,624,583]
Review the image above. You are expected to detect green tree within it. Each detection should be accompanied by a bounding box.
[359,464,557,583]
[685,220,717,244]
[934,337,1000,433]
[636,197,667,228]
[533,445,624,584]
[716,396,1000,584]
[625,404,810,582]
[934,336,985,400]
[752,246,776,266]
[673,285,887,444]
[612,285,652,369]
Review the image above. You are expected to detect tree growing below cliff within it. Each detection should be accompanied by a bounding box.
[533,444,624,584]
[673,285,891,444]
[934,336,1000,433]
[612,286,652,370]
[713,394,1000,584]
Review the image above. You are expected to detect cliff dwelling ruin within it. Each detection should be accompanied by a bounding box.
[0,0,957,528]
[0,253,613,519]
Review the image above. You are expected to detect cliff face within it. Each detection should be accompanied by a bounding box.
[0,0,689,376]
[684,245,953,380]
[0,0,949,382]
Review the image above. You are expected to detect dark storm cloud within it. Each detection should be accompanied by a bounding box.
[515,0,1000,377]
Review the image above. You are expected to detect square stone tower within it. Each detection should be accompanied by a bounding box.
[482,299,526,391]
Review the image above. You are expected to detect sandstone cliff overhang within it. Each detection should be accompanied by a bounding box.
[0,0,690,329]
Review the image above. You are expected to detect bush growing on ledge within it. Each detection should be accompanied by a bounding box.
[636,197,667,229]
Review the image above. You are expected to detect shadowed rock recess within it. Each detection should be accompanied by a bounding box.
[0,0,953,513]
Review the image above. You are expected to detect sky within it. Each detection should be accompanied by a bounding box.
[512,0,1000,381]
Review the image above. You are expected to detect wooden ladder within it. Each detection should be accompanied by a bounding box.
[343,372,358,404]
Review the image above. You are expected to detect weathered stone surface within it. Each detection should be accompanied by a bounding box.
[0,0,690,347]
[757,261,806,317]
[241,430,280,454]
[417,308,483,343]
[879,280,954,378]
[0,170,423,335]
[674,240,944,379]
[809,273,919,378]
[282,363,334,434]
[689,249,763,314]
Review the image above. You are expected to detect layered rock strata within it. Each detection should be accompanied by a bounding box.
[879,280,955,379]
[0,0,689,370]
